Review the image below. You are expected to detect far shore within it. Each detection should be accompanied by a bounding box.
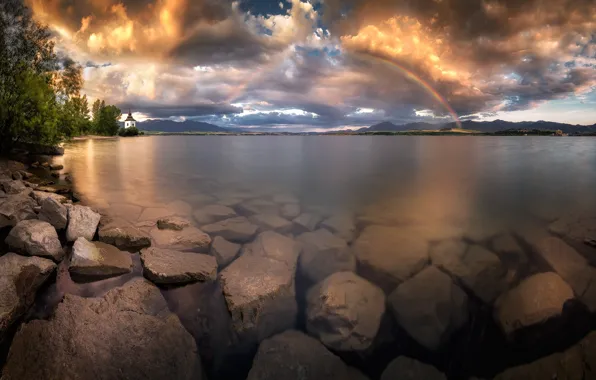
[72,135,120,141]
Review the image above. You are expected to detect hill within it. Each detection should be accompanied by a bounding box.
[137,120,241,133]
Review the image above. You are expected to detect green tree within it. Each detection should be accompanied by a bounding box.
[96,104,121,136]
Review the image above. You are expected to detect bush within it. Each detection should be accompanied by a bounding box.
[118,126,140,137]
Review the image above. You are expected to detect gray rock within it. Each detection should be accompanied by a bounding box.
[69,237,133,279]
[38,196,68,229]
[66,205,101,242]
[243,230,301,267]
[430,240,508,303]
[353,225,430,293]
[388,266,468,350]
[157,216,191,231]
[247,330,367,380]
[6,220,64,261]
[306,272,385,351]
[493,331,596,380]
[0,253,56,338]
[140,247,217,284]
[31,190,69,205]
[210,236,241,268]
[293,213,323,233]
[219,254,297,343]
[297,229,356,284]
[381,357,447,380]
[527,236,596,312]
[1,278,203,380]
[0,190,37,228]
[494,272,574,336]
[1,179,27,194]
[201,216,259,243]
[98,216,152,252]
[11,171,22,180]
[193,204,237,225]
[238,199,279,215]
[280,203,301,219]
[149,225,211,252]
[249,213,293,233]
[321,214,357,243]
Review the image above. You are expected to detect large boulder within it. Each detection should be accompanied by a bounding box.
[140,247,217,284]
[306,271,385,351]
[243,230,301,267]
[381,357,447,380]
[1,278,204,380]
[157,216,191,231]
[6,220,64,261]
[201,216,259,243]
[149,223,210,251]
[66,205,101,242]
[69,237,133,279]
[320,214,356,243]
[388,266,469,350]
[494,272,574,336]
[219,253,297,343]
[38,196,68,229]
[0,190,37,228]
[249,213,293,233]
[31,190,70,205]
[297,229,356,284]
[210,236,241,268]
[0,253,56,337]
[98,216,151,252]
[493,331,596,380]
[247,330,368,380]
[0,179,27,194]
[193,204,237,225]
[430,240,508,303]
[353,225,429,293]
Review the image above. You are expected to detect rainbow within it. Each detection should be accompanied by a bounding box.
[358,53,463,129]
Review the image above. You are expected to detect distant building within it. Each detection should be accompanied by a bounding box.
[124,111,136,129]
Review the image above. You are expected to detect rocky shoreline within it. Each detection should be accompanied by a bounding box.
[0,157,595,380]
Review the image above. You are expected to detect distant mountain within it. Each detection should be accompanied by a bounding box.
[360,120,596,134]
[137,120,242,133]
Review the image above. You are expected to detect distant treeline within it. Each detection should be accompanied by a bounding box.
[0,0,123,152]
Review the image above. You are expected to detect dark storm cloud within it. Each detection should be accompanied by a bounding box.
[118,102,242,119]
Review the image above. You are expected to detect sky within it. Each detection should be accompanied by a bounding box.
[28,0,596,131]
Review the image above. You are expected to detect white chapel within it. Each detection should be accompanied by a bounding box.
[124,111,137,128]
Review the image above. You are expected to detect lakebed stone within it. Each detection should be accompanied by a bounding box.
[1,278,204,380]
[320,214,357,242]
[381,357,447,380]
[193,204,237,225]
[249,213,293,233]
[210,236,241,267]
[242,230,301,266]
[0,253,56,337]
[297,229,356,284]
[98,216,152,251]
[6,219,64,261]
[247,330,368,380]
[149,225,211,252]
[138,207,175,221]
[293,212,323,233]
[141,247,217,284]
[201,216,259,243]
[353,225,429,293]
[388,266,469,350]
[38,196,68,229]
[69,237,133,279]
[66,204,101,242]
[306,271,385,351]
[494,272,574,336]
[157,216,191,230]
[238,199,279,216]
[549,214,596,244]
[280,203,301,219]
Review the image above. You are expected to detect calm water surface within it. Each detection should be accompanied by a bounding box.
[50,136,596,379]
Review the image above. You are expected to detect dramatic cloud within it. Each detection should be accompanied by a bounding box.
[27,0,596,129]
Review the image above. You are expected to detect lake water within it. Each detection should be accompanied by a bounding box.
[50,136,596,379]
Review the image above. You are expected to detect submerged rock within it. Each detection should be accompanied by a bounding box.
[69,237,133,279]
[193,204,237,225]
[381,357,447,380]
[31,190,69,205]
[0,190,37,228]
[140,247,217,284]
[6,220,64,261]
[493,331,596,380]
[38,196,68,229]
[66,205,101,242]
[430,240,508,303]
[238,199,279,216]
[1,278,203,380]
[388,266,469,350]
[219,253,297,343]
[157,216,191,231]
[247,330,368,380]
[306,272,385,351]
[0,253,56,338]
[494,272,574,336]
[549,214,596,244]
[98,216,152,252]
[297,229,356,284]
[201,216,259,243]
[249,213,293,233]
[138,207,175,221]
[280,203,301,220]
[353,225,429,293]
[272,194,299,204]
[293,213,323,233]
[320,214,356,243]
[210,236,241,268]
[149,225,211,252]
